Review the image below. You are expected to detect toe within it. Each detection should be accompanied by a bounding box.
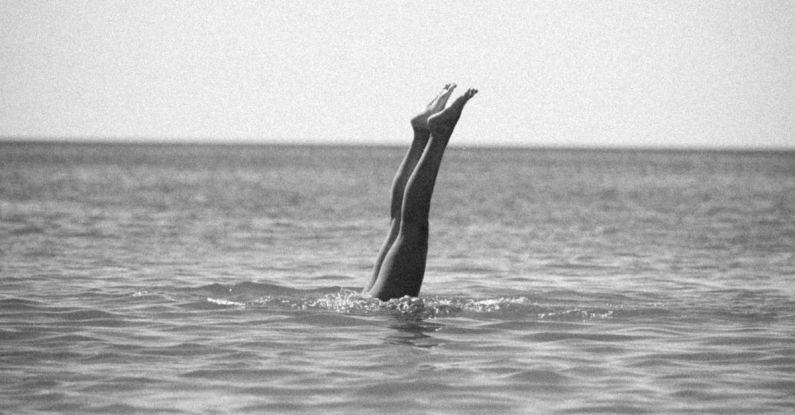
[441,84,457,99]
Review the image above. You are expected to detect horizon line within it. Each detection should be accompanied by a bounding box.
[1,136,793,153]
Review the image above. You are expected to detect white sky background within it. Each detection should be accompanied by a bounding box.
[2,1,794,148]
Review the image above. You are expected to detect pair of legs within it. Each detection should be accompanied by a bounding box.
[364,84,478,301]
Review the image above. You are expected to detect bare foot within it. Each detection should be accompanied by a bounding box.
[428,88,478,137]
[410,83,457,132]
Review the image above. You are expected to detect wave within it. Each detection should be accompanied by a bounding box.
[182,281,620,321]
[120,280,795,325]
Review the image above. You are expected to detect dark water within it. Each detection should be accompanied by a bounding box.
[1,142,794,413]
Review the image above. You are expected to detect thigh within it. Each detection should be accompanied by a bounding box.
[368,228,428,300]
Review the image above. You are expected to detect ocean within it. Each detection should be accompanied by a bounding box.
[1,141,793,414]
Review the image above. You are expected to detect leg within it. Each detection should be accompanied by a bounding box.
[367,88,478,300]
[363,84,457,293]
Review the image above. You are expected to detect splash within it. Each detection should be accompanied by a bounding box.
[249,289,613,320]
[183,283,618,321]
[206,297,246,307]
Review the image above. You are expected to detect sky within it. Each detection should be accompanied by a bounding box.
[1,0,794,148]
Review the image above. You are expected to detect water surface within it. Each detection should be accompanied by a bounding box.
[1,142,794,413]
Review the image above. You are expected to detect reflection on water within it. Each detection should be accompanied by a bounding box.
[385,318,445,348]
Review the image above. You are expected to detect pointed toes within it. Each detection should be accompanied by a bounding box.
[443,83,457,96]
[460,88,478,101]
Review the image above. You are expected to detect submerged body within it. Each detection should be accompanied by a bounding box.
[365,84,478,300]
